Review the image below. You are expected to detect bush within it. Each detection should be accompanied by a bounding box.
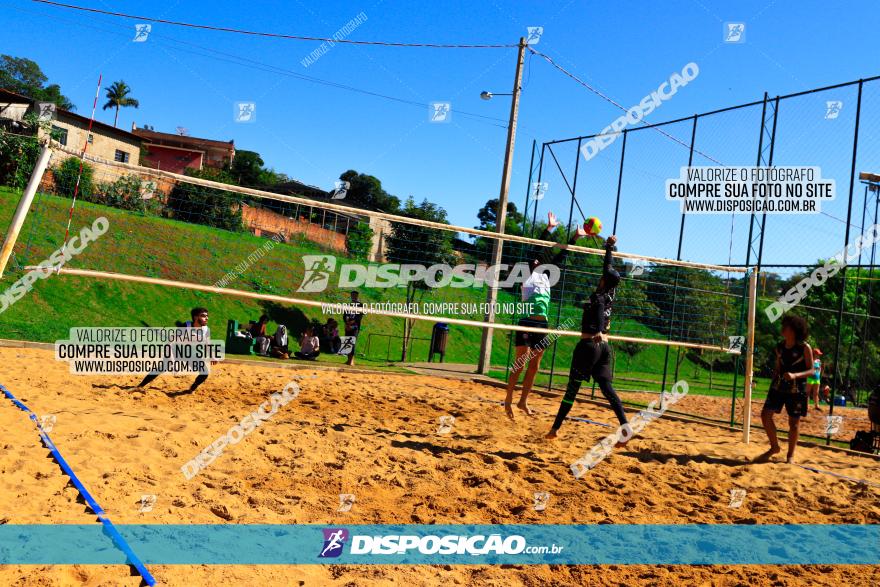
[346,221,373,260]
[164,168,245,231]
[53,156,94,199]
[0,129,41,190]
[94,174,164,215]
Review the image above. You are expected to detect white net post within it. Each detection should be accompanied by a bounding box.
[742,266,759,443]
[0,141,52,278]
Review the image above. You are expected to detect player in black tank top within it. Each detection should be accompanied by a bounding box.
[757,315,814,464]
[776,341,807,394]
[546,235,628,440]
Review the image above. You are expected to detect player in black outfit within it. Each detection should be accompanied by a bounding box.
[136,307,212,393]
[757,315,814,463]
[546,235,629,440]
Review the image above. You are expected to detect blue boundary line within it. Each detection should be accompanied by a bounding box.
[0,383,156,586]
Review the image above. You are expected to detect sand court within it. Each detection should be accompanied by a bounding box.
[1,346,879,585]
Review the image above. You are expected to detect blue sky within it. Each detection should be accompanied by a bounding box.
[2,0,880,272]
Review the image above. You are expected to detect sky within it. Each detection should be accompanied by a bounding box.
[2,0,880,272]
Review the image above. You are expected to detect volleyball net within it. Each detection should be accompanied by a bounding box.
[1,142,758,425]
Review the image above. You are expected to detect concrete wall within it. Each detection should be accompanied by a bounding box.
[0,102,28,122]
[242,204,347,253]
[41,113,141,166]
[368,216,392,263]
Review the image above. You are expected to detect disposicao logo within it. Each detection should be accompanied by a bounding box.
[319,528,349,558]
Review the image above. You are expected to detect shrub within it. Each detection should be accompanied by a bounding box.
[53,156,94,199]
[0,129,42,190]
[164,168,245,231]
[346,221,373,260]
[94,174,164,215]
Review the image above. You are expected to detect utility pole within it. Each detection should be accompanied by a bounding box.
[477,37,527,374]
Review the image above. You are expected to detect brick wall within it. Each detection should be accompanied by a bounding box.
[242,204,347,252]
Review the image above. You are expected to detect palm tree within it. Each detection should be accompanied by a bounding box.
[102,80,139,127]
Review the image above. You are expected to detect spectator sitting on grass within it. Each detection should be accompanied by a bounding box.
[294,326,321,361]
[320,318,341,354]
[243,315,271,354]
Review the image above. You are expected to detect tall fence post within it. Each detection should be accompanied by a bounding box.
[660,115,698,398]
[0,142,53,278]
[547,138,583,391]
[612,130,627,234]
[829,80,864,442]
[743,267,759,444]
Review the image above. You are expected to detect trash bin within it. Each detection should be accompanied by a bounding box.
[428,322,449,363]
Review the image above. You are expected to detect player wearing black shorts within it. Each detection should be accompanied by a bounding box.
[136,307,213,393]
[342,291,364,366]
[546,235,628,439]
[757,315,814,464]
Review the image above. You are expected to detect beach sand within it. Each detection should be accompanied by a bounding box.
[1,346,878,586]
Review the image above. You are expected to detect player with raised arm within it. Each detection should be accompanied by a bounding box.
[505,212,588,419]
[546,235,628,440]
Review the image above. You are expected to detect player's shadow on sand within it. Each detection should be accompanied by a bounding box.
[391,439,545,463]
[628,451,749,467]
[162,389,196,397]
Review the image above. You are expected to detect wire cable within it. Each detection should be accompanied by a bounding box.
[7,2,511,129]
[527,47,724,165]
[32,0,517,48]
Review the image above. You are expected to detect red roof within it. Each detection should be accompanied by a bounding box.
[132,126,234,151]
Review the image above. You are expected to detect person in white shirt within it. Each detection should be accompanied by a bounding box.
[295,326,321,361]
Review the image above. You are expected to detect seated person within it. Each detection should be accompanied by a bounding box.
[320,318,341,354]
[243,315,272,355]
[270,324,290,359]
[294,326,321,361]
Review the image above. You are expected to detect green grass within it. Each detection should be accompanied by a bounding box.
[0,188,519,366]
[0,187,753,401]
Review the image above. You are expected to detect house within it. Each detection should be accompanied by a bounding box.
[0,88,143,165]
[132,124,235,174]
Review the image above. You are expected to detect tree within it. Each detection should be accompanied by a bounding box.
[102,80,139,127]
[474,198,526,235]
[0,55,74,110]
[0,112,51,188]
[470,198,528,264]
[228,150,265,186]
[346,221,374,261]
[165,168,245,231]
[384,197,455,360]
[337,170,400,213]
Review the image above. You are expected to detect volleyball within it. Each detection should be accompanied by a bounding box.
[584,216,602,236]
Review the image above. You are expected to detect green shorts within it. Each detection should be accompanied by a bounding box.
[806,376,820,385]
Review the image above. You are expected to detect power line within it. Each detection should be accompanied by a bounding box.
[33,0,517,48]
[7,2,511,128]
[527,46,723,165]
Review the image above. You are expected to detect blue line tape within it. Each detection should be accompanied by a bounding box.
[0,383,156,586]
[795,464,880,488]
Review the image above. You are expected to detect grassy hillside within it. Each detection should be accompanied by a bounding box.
[0,187,762,396]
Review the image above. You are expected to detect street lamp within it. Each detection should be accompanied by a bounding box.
[480,91,513,101]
